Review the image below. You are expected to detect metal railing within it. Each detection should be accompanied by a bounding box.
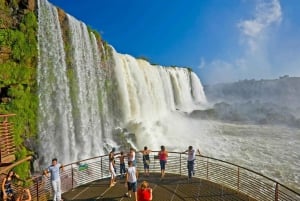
[7,151,299,201]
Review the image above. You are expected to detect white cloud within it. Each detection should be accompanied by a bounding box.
[238,0,282,38]
[199,0,284,84]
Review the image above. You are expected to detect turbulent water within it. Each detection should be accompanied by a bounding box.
[36,0,299,193]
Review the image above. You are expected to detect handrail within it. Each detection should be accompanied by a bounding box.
[16,152,300,201]
[200,154,300,196]
[0,156,33,174]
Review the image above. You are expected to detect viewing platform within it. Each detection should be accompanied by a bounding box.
[23,152,300,201]
[62,172,253,200]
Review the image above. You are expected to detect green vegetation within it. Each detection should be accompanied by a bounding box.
[0,8,38,179]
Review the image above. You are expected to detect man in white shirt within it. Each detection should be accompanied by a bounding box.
[183,146,201,180]
[44,158,64,201]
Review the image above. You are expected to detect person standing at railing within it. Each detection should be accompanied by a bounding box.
[182,146,201,180]
[108,147,117,187]
[116,151,127,178]
[124,161,138,201]
[158,145,168,178]
[140,146,152,177]
[1,170,19,201]
[43,158,64,201]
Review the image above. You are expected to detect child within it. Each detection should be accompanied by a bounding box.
[125,161,138,201]
[137,181,153,201]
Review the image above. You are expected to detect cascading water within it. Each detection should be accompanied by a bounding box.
[37,0,207,167]
[37,0,75,165]
[37,0,299,192]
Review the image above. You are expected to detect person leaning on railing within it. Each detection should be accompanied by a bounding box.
[43,158,64,201]
[139,146,152,177]
[182,146,201,180]
[158,145,168,178]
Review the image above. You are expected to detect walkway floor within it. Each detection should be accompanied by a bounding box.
[62,173,253,201]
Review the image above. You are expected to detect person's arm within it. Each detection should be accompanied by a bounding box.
[13,173,20,179]
[24,188,32,201]
[60,164,64,171]
[149,187,153,200]
[2,178,7,197]
[43,167,50,177]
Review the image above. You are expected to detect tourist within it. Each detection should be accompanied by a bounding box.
[137,181,153,201]
[125,161,138,201]
[108,147,117,187]
[140,146,152,176]
[1,170,19,201]
[183,146,201,180]
[116,151,127,178]
[158,145,168,178]
[43,158,64,201]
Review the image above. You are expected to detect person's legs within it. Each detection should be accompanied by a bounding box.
[51,180,58,201]
[109,162,116,186]
[126,182,133,197]
[160,160,166,177]
[187,161,192,178]
[56,179,62,201]
[132,182,138,201]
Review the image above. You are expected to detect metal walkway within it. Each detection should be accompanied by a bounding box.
[62,173,252,201]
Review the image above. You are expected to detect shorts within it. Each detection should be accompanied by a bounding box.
[160,160,167,170]
[144,160,150,169]
[127,181,137,192]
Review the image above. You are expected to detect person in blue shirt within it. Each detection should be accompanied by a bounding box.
[44,158,64,201]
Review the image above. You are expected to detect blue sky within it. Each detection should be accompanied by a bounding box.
[48,0,300,84]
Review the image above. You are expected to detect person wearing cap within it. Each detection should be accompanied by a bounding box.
[109,147,117,187]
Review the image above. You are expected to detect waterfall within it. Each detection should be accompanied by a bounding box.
[37,0,75,165]
[37,0,207,166]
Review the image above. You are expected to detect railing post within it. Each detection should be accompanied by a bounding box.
[206,158,209,180]
[180,153,182,175]
[237,167,240,191]
[101,156,103,179]
[36,178,39,201]
[71,164,74,189]
[275,183,279,201]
